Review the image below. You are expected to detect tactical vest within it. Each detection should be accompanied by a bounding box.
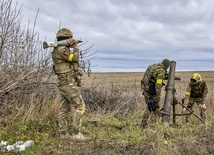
[52,47,75,86]
[53,61,73,74]
[190,81,205,98]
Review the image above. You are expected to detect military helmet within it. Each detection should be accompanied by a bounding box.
[162,59,171,69]
[191,73,202,83]
[56,28,73,39]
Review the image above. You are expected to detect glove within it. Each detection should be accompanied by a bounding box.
[67,38,77,48]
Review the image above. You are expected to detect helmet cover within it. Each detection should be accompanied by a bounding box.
[162,59,171,69]
[191,73,202,83]
[56,28,73,39]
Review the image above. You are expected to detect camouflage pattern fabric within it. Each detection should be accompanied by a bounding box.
[56,28,73,39]
[184,80,208,121]
[52,45,85,134]
[58,84,85,133]
[142,62,166,102]
[141,62,166,125]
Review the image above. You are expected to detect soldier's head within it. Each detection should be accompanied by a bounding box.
[162,59,171,70]
[56,28,73,41]
[191,73,202,86]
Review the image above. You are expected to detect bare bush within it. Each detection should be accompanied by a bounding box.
[0,0,94,122]
[81,82,139,117]
[0,0,54,121]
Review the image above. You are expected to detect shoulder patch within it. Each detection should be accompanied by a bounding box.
[150,68,155,73]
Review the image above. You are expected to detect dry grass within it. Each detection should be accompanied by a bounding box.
[0,71,213,155]
[82,71,214,119]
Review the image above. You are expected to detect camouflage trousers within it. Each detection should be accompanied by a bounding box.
[185,98,206,122]
[58,83,85,134]
[142,91,161,126]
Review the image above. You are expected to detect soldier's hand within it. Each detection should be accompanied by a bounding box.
[68,38,78,48]
[182,108,186,113]
[201,104,206,110]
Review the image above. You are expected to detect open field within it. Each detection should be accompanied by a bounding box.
[0,71,213,154]
[82,71,214,123]
[82,71,214,103]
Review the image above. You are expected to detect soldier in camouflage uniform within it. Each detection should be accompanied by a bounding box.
[52,28,90,141]
[182,73,208,122]
[141,59,171,128]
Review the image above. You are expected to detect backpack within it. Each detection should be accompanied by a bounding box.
[141,63,162,90]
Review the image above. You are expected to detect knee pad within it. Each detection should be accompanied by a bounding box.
[73,96,85,115]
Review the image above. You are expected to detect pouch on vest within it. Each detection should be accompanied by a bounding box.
[54,63,73,74]
[58,73,68,86]
[147,97,157,111]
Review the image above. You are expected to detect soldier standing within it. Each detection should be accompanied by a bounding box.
[182,73,208,122]
[52,28,90,141]
[141,59,171,128]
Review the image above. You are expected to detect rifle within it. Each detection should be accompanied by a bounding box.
[43,39,83,49]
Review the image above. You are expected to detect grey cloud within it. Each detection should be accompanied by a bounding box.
[14,0,214,72]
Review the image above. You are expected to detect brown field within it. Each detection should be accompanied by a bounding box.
[82,71,214,121]
[0,71,213,154]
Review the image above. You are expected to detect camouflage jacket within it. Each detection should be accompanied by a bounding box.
[185,80,208,101]
[141,62,166,95]
[52,46,79,85]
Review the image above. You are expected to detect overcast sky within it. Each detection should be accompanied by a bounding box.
[14,0,214,72]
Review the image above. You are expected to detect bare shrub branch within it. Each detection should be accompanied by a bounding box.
[81,81,139,118]
[0,0,95,122]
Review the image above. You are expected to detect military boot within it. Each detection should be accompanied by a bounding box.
[70,132,91,142]
[59,132,73,139]
[59,132,73,151]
